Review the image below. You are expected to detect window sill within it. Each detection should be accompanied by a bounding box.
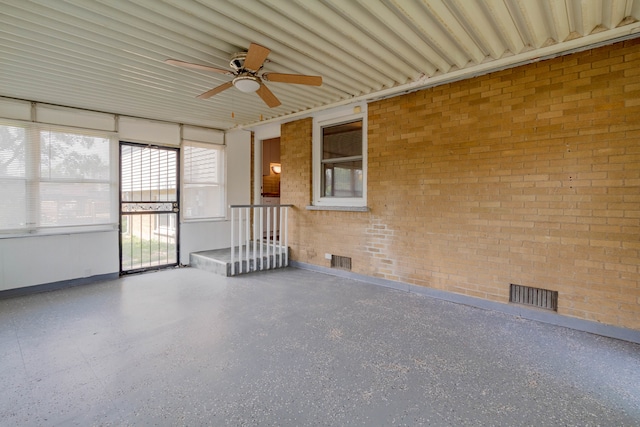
[181,217,227,223]
[306,205,370,212]
[0,225,118,239]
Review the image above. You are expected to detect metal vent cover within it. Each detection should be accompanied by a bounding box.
[331,255,352,271]
[510,284,558,311]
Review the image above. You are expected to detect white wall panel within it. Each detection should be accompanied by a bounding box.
[179,221,231,265]
[0,231,118,291]
[226,129,251,208]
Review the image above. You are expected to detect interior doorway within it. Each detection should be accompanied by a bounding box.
[119,142,180,274]
[261,137,280,239]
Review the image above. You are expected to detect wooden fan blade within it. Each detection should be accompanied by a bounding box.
[256,84,281,108]
[263,73,322,86]
[243,43,270,71]
[165,59,232,75]
[197,81,234,99]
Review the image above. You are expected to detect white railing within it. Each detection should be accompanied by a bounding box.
[229,204,292,276]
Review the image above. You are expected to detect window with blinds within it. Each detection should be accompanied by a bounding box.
[0,121,117,234]
[182,140,225,220]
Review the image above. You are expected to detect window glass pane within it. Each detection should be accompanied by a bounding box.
[183,184,223,219]
[0,180,26,229]
[0,125,26,178]
[322,120,362,160]
[40,182,111,227]
[322,160,363,198]
[183,142,224,220]
[41,130,110,180]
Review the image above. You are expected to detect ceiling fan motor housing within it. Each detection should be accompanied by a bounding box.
[230,52,247,72]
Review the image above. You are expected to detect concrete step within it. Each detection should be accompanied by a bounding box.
[190,245,289,276]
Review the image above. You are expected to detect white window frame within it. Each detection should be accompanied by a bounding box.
[0,119,118,236]
[312,103,367,208]
[181,140,226,221]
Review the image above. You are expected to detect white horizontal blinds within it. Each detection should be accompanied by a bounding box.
[0,120,116,234]
[39,127,112,227]
[0,124,27,230]
[120,144,177,203]
[183,140,225,220]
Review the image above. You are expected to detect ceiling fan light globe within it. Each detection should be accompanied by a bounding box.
[233,76,260,93]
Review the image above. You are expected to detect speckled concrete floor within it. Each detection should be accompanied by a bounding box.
[1,267,639,426]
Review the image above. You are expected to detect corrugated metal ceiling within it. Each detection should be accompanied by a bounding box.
[1,0,639,131]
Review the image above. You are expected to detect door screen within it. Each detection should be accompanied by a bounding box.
[120,143,179,273]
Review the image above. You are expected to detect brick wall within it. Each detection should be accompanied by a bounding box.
[280,39,640,330]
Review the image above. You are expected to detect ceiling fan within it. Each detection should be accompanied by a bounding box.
[165,43,322,108]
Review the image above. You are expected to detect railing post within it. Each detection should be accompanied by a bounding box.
[277,206,283,267]
[252,206,258,272]
[238,207,243,274]
[260,206,264,270]
[266,207,271,269]
[245,207,250,272]
[284,206,288,267]
[230,207,235,276]
[273,206,278,266]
